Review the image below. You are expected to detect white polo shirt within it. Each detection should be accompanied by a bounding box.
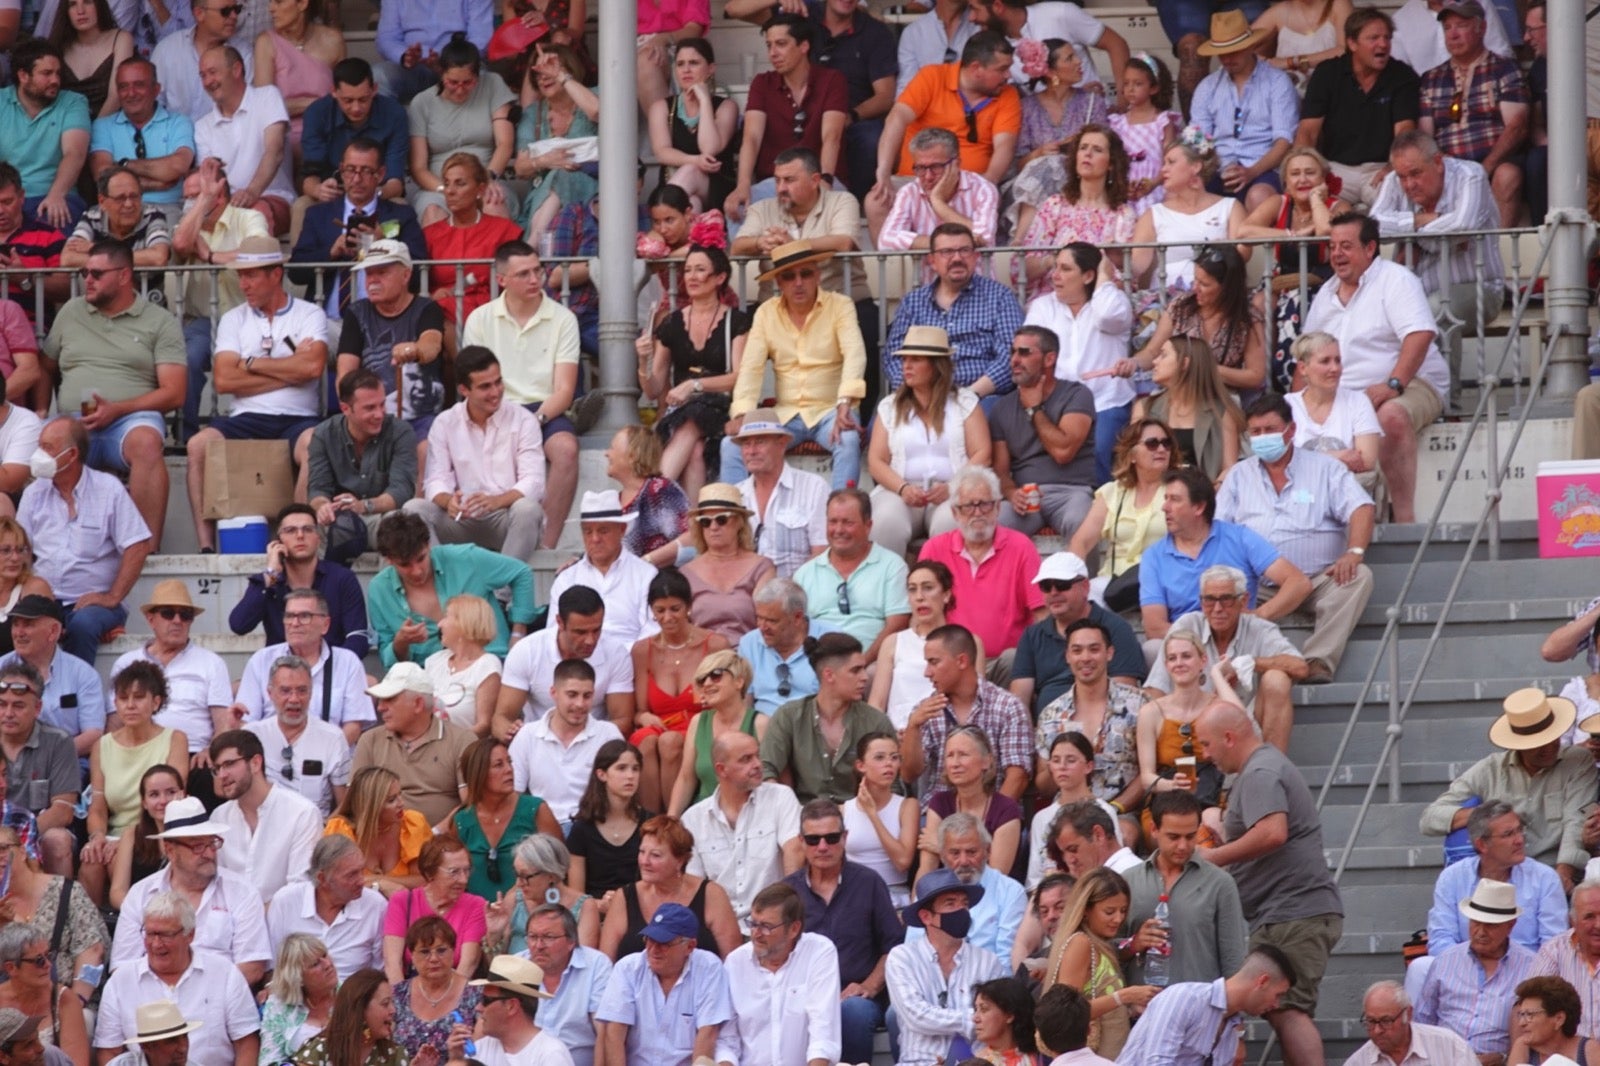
[265,879,386,980]
[547,552,660,646]
[1303,257,1450,399]
[95,949,260,1063]
[213,294,328,417]
[500,628,633,722]
[109,641,233,753]
[213,783,323,904]
[111,866,272,971]
[682,782,802,929]
[193,84,296,203]
[508,710,624,822]
[236,640,375,728]
[245,714,353,816]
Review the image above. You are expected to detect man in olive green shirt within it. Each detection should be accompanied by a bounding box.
[42,236,186,548]
[760,632,893,803]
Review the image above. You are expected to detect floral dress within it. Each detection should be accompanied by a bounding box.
[623,475,690,558]
[1017,198,1137,300]
[291,1035,408,1065]
[1007,89,1109,239]
[1109,110,1183,216]
[391,981,482,1061]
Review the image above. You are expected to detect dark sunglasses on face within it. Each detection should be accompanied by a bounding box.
[1142,437,1174,450]
[802,832,843,846]
[1038,578,1083,593]
[152,607,196,622]
[697,513,735,529]
[697,667,732,684]
[212,3,242,14]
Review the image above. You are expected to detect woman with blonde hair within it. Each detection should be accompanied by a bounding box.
[1285,331,1381,486]
[261,933,340,1064]
[607,424,691,566]
[1132,337,1244,482]
[1042,868,1159,1057]
[667,650,766,815]
[1068,418,1180,610]
[325,767,430,897]
[0,518,51,656]
[679,484,775,643]
[424,594,502,736]
[424,152,526,326]
[1130,136,1247,294]
[866,327,991,559]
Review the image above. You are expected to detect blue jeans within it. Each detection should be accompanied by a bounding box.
[1154,0,1266,42]
[373,60,439,103]
[718,409,861,489]
[841,995,885,1064]
[61,602,127,666]
[183,316,213,441]
[22,193,85,231]
[1095,402,1132,485]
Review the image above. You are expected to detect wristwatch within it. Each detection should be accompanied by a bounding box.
[1387,376,1405,393]
[1348,546,1366,556]
[1023,405,1041,420]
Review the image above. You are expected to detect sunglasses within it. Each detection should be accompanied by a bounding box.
[486,845,501,883]
[792,108,807,138]
[79,267,123,280]
[281,745,295,782]
[0,682,36,696]
[776,661,792,698]
[152,607,197,622]
[132,126,146,159]
[1179,720,1194,757]
[1232,104,1245,139]
[213,3,242,12]
[1142,437,1173,451]
[1038,578,1083,593]
[697,513,735,529]
[802,831,843,846]
[697,667,732,684]
[963,109,979,144]
[15,953,48,969]
[776,267,819,283]
[836,581,852,616]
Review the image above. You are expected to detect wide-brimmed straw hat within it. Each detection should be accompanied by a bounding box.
[469,955,554,999]
[1197,10,1271,55]
[127,1000,203,1044]
[892,326,954,360]
[1458,878,1521,924]
[1488,688,1575,750]
[142,579,204,617]
[689,483,753,517]
[757,239,835,282]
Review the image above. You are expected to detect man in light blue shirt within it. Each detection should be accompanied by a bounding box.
[0,597,106,768]
[595,903,732,1066]
[521,903,612,1066]
[738,577,838,715]
[1190,12,1299,211]
[373,0,494,102]
[793,488,910,663]
[88,59,196,212]
[0,39,90,229]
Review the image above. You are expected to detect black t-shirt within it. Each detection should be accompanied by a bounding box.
[1302,54,1422,165]
[803,0,899,109]
[337,296,446,421]
[565,815,646,898]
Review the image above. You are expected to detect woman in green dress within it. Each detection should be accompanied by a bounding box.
[291,968,423,1066]
[450,737,560,901]
[665,649,766,816]
[513,43,599,245]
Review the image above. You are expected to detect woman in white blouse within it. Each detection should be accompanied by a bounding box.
[1285,331,1382,493]
[1026,241,1135,484]
[865,326,992,558]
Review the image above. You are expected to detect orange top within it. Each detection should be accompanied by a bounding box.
[896,64,1023,177]
[324,809,433,877]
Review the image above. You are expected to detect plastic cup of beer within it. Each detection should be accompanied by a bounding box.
[1175,755,1197,790]
[79,389,99,417]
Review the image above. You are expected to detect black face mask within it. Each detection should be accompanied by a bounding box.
[935,908,972,940]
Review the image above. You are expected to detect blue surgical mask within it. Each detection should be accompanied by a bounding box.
[1249,432,1289,463]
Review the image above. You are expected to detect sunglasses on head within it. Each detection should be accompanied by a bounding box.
[802,831,843,846]
[697,513,735,529]
[0,682,36,696]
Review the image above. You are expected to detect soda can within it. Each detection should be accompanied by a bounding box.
[1020,483,1041,514]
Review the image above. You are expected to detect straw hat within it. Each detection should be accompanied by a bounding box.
[127,1000,203,1044]
[1457,878,1521,924]
[727,419,794,443]
[469,955,554,999]
[151,796,230,839]
[689,483,753,517]
[142,579,204,617]
[756,239,835,282]
[230,235,284,270]
[1488,688,1575,750]
[1196,10,1271,55]
[892,326,954,360]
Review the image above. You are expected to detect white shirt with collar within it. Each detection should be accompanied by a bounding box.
[508,709,624,821]
[1303,256,1451,399]
[109,641,233,754]
[194,84,295,202]
[1025,285,1136,412]
[1370,155,1505,295]
[236,640,375,728]
[1343,1020,1478,1066]
[245,713,353,816]
[500,627,633,722]
[110,866,273,971]
[213,782,324,904]
[739,464,829,578]
[717,931,843,1066]
[212,293,328,416]
[547,551,660,646]
[683,781,803,929]
[265,878,386,980]
[95,949,260,1064]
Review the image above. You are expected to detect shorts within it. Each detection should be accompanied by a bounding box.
[1155,0,1268,43]
[1206,168,1282,198]
[522,408,576,438]
[1385,377,1444,434]
[210,412,321,442]
[84,410,167,471]
[1248,913,1342,1015]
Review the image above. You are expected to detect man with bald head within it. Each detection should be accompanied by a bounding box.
[681,731,804,930]
[1345,980,1475,1066]
[1194,699,1344,1066]
[1531,880,1600,1038]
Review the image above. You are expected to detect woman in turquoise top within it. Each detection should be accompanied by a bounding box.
[369,513,539,667]
[512,43,600,243]
[666,649,766,815]
[450,737,559,900]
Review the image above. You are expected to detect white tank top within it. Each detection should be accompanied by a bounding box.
[886,628,934,731]
[843,794,911,899]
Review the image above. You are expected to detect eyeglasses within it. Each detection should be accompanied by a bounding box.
[1010,345,1038,356]
[953,500,998,516]
[802,831,842,846]
[79,267,123,280]
[1360,1012,1406,1030]
[279,523,317,537]
[142,927,185,941]
[911,160,953,176]
[527,932,569,945]
[748,919,792,935]
[0,546,24,557]
[1200,594,1241,607]
[413,945,454,958]
[930,245,975,258]
[1514,1009,1549,1022]
[283,611,328,623]
[281,744,295,782]
[0,682,36,696]
[341,164,380,178]
[697,667,732,684]
[171,837,221,854]
[15,953,48,969]
[836,581,852,616]
[104,192,140,204]
[775,662,792,698]
[792,108,807,138]
[1232,105,1245,138]
[697,514,734,529]
[152,607,196,622]
[132,126,146,159]
[1449,90,1463,122]
[1142,437,1174,451]
[1038,579,1083,593]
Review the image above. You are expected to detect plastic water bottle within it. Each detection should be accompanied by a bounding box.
[1145,895,1172,988]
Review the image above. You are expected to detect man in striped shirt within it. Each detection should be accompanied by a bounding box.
[1414,878,1536,1061]
[1113,945,1295,1065]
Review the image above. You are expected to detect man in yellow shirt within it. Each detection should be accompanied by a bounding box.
[722,240,867,491]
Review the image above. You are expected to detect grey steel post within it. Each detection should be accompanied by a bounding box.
[1543,0,1596,397]
[594,0,641,434]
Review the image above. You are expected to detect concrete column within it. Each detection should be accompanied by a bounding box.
[1542,0,1596,397]
[594,0,641,434]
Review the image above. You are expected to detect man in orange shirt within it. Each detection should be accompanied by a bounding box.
[866,31,1021,238]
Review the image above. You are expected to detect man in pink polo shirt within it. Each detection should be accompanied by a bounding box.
[918,464,1045,680]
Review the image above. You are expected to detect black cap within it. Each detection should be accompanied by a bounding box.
[10,595,64,622]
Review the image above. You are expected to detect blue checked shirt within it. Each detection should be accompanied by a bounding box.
[1414,940,1535,1055]
[884,275,1024,394]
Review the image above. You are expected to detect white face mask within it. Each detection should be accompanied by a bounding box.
[27,447,64,480]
